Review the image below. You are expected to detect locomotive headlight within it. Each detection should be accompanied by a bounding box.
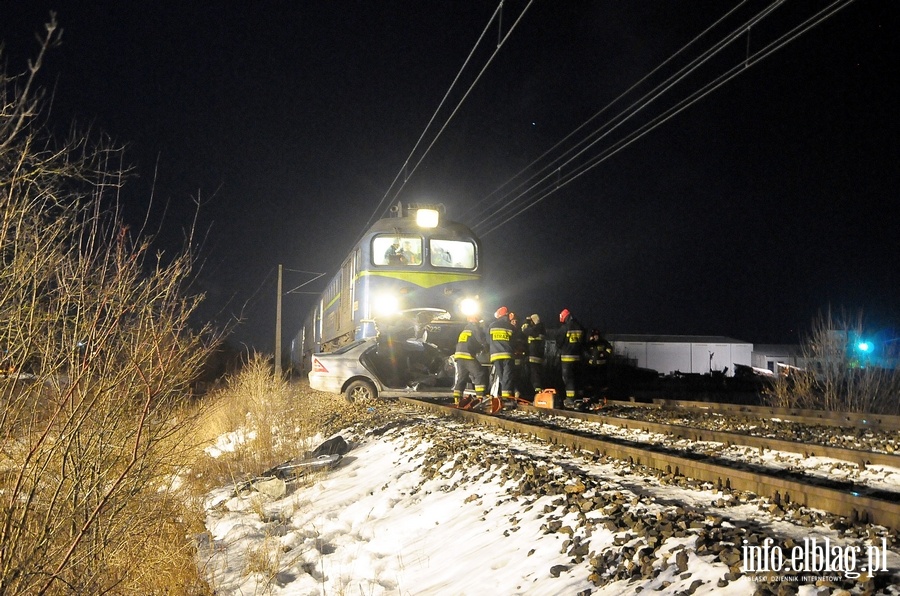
[372,293,400,317]
[459,297,480,317]
[415,208,439,228]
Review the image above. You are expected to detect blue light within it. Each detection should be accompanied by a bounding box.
[857,341,872,353]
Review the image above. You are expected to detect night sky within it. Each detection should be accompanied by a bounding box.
[2,1,897,351]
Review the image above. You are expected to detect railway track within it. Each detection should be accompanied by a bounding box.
[399,396,900,531]
[622,397,900,431]
[524,404,900,467]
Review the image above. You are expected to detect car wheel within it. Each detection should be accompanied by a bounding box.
[344,379,377,403]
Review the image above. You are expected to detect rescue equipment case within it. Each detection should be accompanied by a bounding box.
[533,388,560,409]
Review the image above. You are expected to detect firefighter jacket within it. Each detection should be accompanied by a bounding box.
[453,321,486,360]
[488,316,515,362]
[556,316,585,363]
[511,323,526,363]
[586,335,611,365]
[522,320,546,363]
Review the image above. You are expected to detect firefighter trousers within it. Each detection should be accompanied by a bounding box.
[454,358,487,398]
[490,358,515,398]
[561,359,578,398]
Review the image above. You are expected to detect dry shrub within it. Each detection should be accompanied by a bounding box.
[764,307,900,414]
[105,491,211,595]
[185,355,370,492]
[1,19,220,594]
[1,17,391,594]
[242,536,283,583]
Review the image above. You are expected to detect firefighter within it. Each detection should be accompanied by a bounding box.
[508,311,528,398]
[452,314,488,404]
[488,306,516,399]
[556,308,585,403]
[583,328,612,402]
[585,329,611,366]
[521,313,546,393]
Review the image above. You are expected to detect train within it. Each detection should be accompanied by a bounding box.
[290,203,483,373]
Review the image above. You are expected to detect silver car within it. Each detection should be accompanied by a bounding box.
[308,335,454,402]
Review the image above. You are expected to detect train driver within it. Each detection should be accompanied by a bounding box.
[401,241,420,265]
[384,241,404,265]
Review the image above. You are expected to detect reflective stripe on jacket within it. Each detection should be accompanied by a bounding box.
[523,321,546,363]
[488,317,514,361]
[556,317,585,362]
[454,321,486,360]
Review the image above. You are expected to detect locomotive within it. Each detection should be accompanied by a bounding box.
[290,204,482,373]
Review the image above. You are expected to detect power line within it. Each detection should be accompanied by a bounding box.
[284,270,327,295]
[287,3,536,333]
[460,0,753,226]
[470,0,856,237]
[355,2,504,239]
[471,0,787,234]
[379,1,536,220]
[355,0,535,244]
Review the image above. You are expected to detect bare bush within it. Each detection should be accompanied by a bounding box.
[1,17,219,594]
[187,355,359,489]
[764,308,900,414]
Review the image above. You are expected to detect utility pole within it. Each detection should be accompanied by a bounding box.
[274,266,326,380]
[275,263,283,380]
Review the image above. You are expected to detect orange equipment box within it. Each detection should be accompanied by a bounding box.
[533,388,559,409]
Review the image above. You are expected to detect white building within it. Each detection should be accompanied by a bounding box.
[750,344,804,374]
[605,334,753,377]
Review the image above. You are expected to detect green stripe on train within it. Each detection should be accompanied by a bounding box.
[324,294,340,310]
[322,270,480,310]
[358,270,480,289]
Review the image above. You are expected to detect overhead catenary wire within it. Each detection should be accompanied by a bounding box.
[355,0,535,245]
[355,2,503,238]
[381,1,536,217]
[470,0,789,235]
[355,2,503,239]
[470,0,856,237]
[459,0,754,226]
[472,0,786,234]
[283,268,327,295]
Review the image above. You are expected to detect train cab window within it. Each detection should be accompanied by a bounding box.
[372,236,422,266]
[429,239,475,269]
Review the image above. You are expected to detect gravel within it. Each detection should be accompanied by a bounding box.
[382,402,900,595]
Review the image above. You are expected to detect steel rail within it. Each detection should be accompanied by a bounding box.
[621,398,900,431]
[399,397,900,531]
[518,404,900,469]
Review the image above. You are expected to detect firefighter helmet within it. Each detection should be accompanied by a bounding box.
[559,308,570,323]
[494,306,509,319]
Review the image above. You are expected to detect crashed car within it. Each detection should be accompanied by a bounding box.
[308,334,454,402]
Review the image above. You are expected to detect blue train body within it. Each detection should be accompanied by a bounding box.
[291,207,482,372]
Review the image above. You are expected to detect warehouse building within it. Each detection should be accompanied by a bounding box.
[605,334,753,377]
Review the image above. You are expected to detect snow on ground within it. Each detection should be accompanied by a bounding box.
[197,410,900,595]
[205,428,258,458]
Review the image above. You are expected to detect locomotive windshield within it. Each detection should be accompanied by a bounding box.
[371,234,476,269]
[372,235,423,266]
[429,239,475,269]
